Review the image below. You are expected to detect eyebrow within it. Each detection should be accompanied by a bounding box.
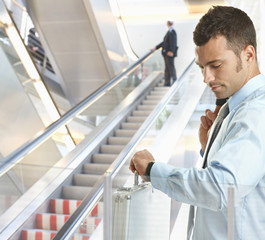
[196,59,222,68]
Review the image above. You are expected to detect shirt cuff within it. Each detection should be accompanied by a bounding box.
[150,162,176,191]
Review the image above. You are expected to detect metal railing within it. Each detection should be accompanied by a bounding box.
[0,50,154,177]
[53,59,196,240]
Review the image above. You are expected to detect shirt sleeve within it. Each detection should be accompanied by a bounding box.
[150,102,265,211]
[156,41,163,49]
[150,162,223,211]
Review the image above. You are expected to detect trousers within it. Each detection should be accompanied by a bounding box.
[163,55,176,86]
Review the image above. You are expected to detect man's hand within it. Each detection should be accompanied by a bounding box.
[167,51,174,57]
[129,149,155,181]
[199,105,221,152]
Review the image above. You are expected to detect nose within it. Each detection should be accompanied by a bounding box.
[203,67,215,84]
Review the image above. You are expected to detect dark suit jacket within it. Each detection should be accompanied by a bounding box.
[156,28,178,57]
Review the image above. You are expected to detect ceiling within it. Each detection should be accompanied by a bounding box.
[185,0,226,13]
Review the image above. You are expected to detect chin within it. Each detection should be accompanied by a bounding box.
[214,92,228,99]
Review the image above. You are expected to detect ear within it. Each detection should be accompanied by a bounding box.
[244,45,256,62]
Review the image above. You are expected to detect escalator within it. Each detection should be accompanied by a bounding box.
[1,1,175,238]
[0,71,171,239]
[0,1,212,239]
[0,57,209,240]
[19,77,169,240]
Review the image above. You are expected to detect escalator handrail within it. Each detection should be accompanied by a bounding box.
[53,59,196,240]
[0,50,154,176]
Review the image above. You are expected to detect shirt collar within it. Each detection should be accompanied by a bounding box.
[168,26,173,32]
[228,74,265,111]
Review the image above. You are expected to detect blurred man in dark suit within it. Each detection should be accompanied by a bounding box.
[152,20,178,86]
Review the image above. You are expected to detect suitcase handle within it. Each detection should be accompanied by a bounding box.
[134,171,139,186]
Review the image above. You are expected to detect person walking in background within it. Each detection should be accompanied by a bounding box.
[131,6,265,239]
[152,20,178,86]
[27,28,45,65]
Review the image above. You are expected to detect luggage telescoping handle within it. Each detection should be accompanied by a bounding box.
[134,171,139,186]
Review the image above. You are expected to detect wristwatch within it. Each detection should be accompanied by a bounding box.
[145,162,154,181]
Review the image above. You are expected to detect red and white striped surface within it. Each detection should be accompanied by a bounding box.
[50,199,81,215]
[21,229,90,240]
[50,199,103,217]
[21,229,57,240]
[21,199,103,240]
[36,213,101,234]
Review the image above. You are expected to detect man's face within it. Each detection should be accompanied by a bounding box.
[195,35,248,99]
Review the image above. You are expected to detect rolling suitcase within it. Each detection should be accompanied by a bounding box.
[112,173,170,240]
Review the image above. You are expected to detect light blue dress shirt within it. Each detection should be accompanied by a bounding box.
[151,74,265,239]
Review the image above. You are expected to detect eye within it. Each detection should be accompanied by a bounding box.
[212,64,221,69]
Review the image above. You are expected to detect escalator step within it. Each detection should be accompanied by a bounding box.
[115,129,136,137]
[83,162,130,175]
[127,116,147,122]
[74,173,129,188]
[142,99,160,105]
[132,110,150,116]
[150,91,167,96]
[108,136,131,145]
[92,154,118,164]
[21,229,91,240]
[83,163,109,175]
[100,144,124,154]
[36,213,101,233]
[137,105,155,111]
[50,199,81,215]
[21,229,57,240]
[121,122,142,129]
[73,174,100,186]
[146,95,164,100]
[154,86,169,91]
[50,199,103,217]
[63,186,93,200]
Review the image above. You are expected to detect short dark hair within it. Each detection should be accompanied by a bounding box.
[193,6,257,57]
[167,20,173,26]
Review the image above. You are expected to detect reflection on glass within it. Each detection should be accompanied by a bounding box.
[107,62,207,239]
[0,2,73,160]
[0,162,64,215]
[67,50,164,144]
[69,196,104,239]
[1,1,169,236]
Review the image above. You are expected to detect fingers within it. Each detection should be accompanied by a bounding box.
[213,105,222,115]
[201,106,220,130]
[200,114,212,130]
[129,149,155,177]
[129,156,136,173]
[206,105,221,124]
[199,105,221,152]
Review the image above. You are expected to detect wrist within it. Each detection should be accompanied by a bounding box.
[145,162,155,181]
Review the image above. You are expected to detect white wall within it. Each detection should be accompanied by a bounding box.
[229,0,265,74]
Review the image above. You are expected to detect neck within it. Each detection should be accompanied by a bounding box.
[248,63,260,81]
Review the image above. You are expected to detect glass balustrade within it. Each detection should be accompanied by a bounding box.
[98,62,209,240]
[0,27,164,222]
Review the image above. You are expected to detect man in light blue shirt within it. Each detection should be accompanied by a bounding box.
[130,6,265,239]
